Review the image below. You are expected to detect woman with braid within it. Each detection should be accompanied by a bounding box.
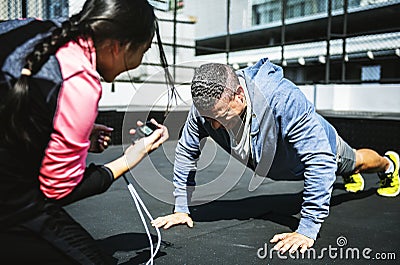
[0,0,170,264]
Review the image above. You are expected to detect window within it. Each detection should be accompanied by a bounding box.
[287,2,306,18]
[361,65,381,81]
[252,2,281,25]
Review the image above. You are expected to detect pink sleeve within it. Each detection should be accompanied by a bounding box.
[39,70,102,199]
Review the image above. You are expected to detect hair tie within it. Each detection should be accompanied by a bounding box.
[21,68,32,76]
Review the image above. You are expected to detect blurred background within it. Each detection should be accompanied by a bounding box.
[1,0,399,152]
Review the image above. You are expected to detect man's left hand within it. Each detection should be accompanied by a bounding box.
[270,232,314,254]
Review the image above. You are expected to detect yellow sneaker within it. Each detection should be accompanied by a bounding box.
[377,151,400,197]
[342,173,364,193]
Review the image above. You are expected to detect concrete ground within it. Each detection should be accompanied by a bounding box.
[65,140,400,265]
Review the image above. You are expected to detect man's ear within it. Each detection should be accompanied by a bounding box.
[235,86,245,103]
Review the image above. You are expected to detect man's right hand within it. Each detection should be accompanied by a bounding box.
[151,212,193,229]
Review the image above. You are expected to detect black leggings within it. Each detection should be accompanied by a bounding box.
[1,225,80,265]
[1,203,117,265]
[1,164,115,264]
[57,164,114,206]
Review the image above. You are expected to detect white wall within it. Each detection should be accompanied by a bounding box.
[100,82,400,114]
[184,0,251,39]
[99,82,192,112]
[300,84,400,113]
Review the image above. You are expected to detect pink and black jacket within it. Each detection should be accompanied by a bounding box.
[0,18,113,227]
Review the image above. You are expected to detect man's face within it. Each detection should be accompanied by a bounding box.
[200,87,246,130]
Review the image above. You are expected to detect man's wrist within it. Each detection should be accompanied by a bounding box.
[174,194,191,214]
[296,217,321,240]
[174,202,190,214]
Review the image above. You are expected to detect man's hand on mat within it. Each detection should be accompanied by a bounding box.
[270,232,314,254]
[152,212,193,229]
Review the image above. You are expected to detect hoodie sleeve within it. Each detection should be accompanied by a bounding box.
[173,105,209,213]
[277,80,337,240]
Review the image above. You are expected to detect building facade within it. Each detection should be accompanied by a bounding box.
[188,0,400,84]
[0,0,68,20]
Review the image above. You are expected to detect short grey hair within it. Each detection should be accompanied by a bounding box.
[191,63,239,111]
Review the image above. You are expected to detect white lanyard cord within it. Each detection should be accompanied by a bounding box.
[123,174,161,265]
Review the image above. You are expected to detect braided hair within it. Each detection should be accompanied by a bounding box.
[0,17,83,146]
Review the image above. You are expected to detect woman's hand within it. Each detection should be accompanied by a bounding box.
[124,119,169,168]
[89,124,113,153]
[105,119,168,179]
[131,119,169,152]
